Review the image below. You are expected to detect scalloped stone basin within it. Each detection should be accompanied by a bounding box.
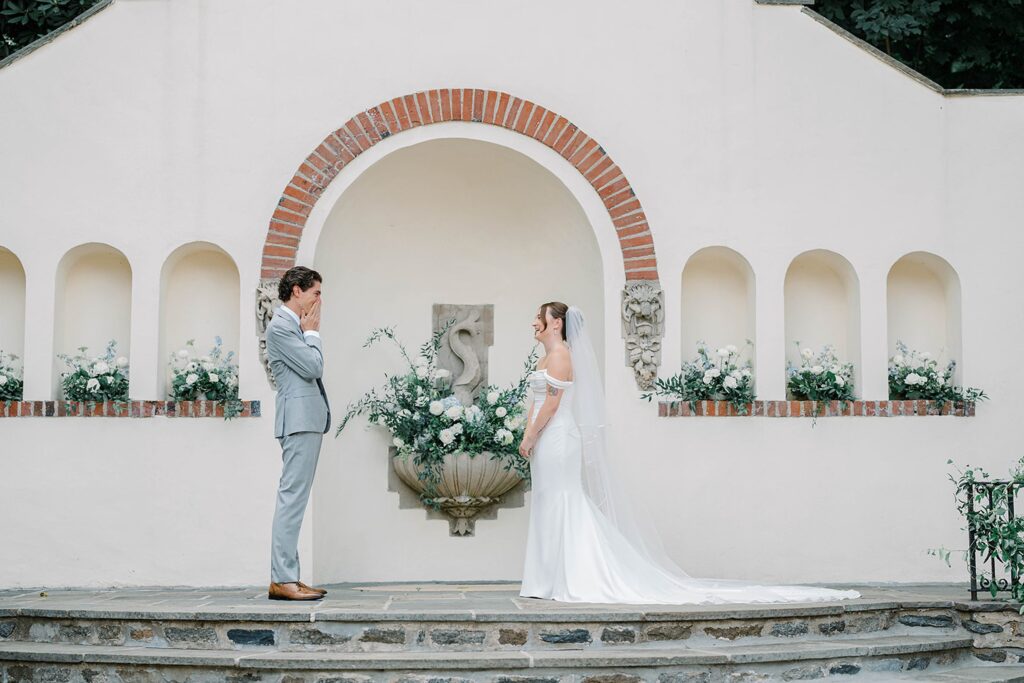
[391,450,523,536]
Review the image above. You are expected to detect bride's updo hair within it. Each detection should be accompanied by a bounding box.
[540,301,569,341]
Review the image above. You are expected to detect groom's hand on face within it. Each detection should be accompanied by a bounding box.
[301,299,321,333]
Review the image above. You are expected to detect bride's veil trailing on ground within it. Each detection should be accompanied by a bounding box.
[565,306,695,583]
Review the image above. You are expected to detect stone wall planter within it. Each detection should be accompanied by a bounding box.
[658,399,976,417]
[0,400,260,418]
[391,450,523,536]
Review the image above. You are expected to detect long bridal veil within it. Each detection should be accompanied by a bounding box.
[564,305,859,600]
[565,305,695,583]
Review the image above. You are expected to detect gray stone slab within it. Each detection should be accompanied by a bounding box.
[527,647,730,667]
[236,648,532,670]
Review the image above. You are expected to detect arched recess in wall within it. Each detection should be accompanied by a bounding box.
[53,243,132,398]
[0,247,27,363]
[680,246,756,368]
[784,250,861,396]
[256,89,666,390]
[159,242,240,398]
[886,251,962,383]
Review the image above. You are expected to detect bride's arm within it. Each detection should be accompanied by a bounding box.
[518,354,571,457]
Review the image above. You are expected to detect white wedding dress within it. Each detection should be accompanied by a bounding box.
[519,367,860,605]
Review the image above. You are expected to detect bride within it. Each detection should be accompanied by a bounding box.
[517,301,860,605]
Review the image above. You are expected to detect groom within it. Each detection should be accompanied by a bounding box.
[265,266,331,601]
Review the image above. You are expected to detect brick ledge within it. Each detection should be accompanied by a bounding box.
[0,400,261,418]
[658,399,976,417]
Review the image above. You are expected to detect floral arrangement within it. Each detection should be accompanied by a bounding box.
[0,350,23,401]
[786,344,856,403]
[889,340,986,407]
[642,342,756,414]
[169,337,242,418]
[336,324,537,498]
[57,340,130,401]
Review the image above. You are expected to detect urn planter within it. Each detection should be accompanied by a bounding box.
[391,450,524,536]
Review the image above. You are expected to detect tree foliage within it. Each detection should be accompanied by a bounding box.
[1,0,102,59]
[814,0,1024,89]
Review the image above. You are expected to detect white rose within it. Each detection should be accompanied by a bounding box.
[729,371,741,380]
[487,391,500,405]
[504,417,519,430]
[495,407,508,418]
[429,401,445,416]
[435,369,451,379]
[186,373,199,385]
[445,405,463,420]
[801,348,814,360]
[393,437,405,448]
[717,348,730,357]
[415,366,429,379]
[209,373,220,383]
[0,375,7,386]
[86,378,100,392]
[836,376,846,387]
[709,368,721,378]
[723,376,738,389]
[176,349,190,360]
[439,429,455,446]
[494,428,513,446]
[893,354,905,366]
[702,376,713,385]
[451,422,463,435]
[726,345,738,353]
[92,361,109,375]
[116,356,129,368]
[905,373,923,386]
[810,365,824,375]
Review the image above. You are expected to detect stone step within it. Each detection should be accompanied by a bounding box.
[909,665,1024,681]
[0,634,973,678]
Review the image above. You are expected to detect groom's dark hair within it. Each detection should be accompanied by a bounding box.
[278,266,322,302]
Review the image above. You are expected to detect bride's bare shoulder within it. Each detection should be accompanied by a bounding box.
[544,346,573,382]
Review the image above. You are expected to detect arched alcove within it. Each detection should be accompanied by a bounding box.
[887,252,962,382]
[680,246,755,367]
[158,243,240,397]
[316,137,604,582]
[784,250,861,396]
[53,244,132,397]
[0,247,26,363]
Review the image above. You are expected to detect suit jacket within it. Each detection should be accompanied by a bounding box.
[265,307,331,437]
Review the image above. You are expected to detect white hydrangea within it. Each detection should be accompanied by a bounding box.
[464,405,483,424]
[723,375,738,389]
[429,400,445,416]
[487,391,500,405]
[438,428,455,445]
[445,405,463,420]
[495,406,508,418]
[209,373,220,383]
[810,365,824,375]
[86,377,100,392]
[186,373,199,385]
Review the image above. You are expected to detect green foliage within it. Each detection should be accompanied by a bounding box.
[0,349,23,401]
[786,343,856,402]
[336,322,538,502]
[168,337,242,419]
[933,459,1024,611]
[888,340,987,409]
[643,341,756,414]
[814,0,1024,88]
[1,0,103,59]
[57,340,129,401]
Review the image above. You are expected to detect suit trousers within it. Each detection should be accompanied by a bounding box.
[270,430,322,583]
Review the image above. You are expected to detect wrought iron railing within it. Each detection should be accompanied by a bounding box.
[964,480,1022,601]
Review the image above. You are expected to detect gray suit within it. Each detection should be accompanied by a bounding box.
[265,306,331,584]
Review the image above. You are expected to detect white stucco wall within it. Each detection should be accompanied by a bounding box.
[0,0,1022,588]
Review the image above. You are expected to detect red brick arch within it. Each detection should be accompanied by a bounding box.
[261,89,659,283]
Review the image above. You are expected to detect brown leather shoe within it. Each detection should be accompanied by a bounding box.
[297,581,327,596]
[268,582,322,601]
